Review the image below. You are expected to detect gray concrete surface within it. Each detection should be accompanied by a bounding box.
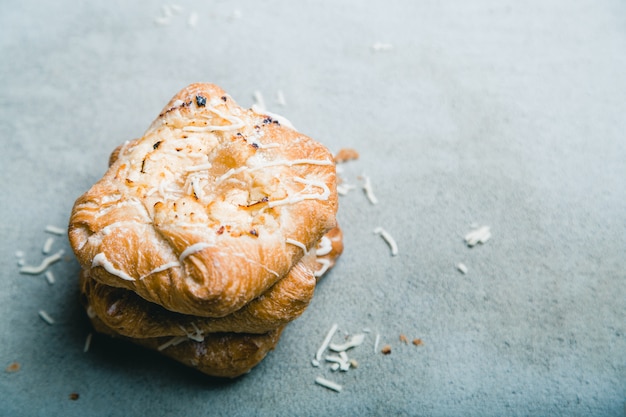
[1,1,625,416]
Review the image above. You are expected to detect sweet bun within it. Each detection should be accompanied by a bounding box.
[69,83,338,317]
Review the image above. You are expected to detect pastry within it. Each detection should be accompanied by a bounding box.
[69,83,338,317]
[89,314,284,378]
[79,226,343,339]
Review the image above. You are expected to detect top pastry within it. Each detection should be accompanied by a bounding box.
[69,83,338,317]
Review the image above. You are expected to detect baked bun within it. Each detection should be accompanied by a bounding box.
[69,83,338,317]
[80,252,317,337]
[79,225,343,340]
[89,313,284,378]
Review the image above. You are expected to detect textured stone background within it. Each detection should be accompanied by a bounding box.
[1,1,624,416]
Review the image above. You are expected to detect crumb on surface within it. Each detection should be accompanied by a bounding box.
[334,148,360,163]
[399,334,408,344]
[69,393,79,401]
[412,338,423,346]
[5,362,20,373]
[381,345,392,355]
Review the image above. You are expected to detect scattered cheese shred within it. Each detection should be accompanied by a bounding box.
[313,323,338,366]
[315,376,342,393]
[374,227,398,256]
[42,237,54,254]
[371,42,393,51]
[20,250,65,275]
[187,11,198,27]
[336,183,356,196]
[456,262,468,274]
[464,225,491,247]
[38,310,55,325]
[253,90,266,112]
[276,90,286,106]
[44,270,55,285]
[329,334,366,352]
[45,225,65,236]
[374,333,380,353]
[157,336,187,351]
[362,175,378,205]
[83,333,93,353]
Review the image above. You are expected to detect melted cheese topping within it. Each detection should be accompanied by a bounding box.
[285,238,308,254]
[314,258,331,277]
[92,253,135,281]
[315,236,332,256]
[140,261,181,280]
[179,242,214,262]
[269,177,330,208]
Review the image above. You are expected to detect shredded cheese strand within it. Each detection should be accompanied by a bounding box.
[38,310,55,325]
[315,376,342,393]
[216,158,333,184]
[42,237,54,254]
[362,175,378,205]
[268,177,330,208]
[45,225,66,235]
[182,106,245,132]
[329,334,366,352]
[315,236,332,256]
[92,253,135,281]
[374,227,398,256]
[464,226,491,247]
[313,323,338,365]
[19,250,65,275]
[179,242,213,262]
[83,333,93,353]
[157,336,187,351]
[314,258,331,278]
[140,261,181,280]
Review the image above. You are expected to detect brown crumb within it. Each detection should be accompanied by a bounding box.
[399,334,408,344]
[334,148,360,163]
[412,338,423,346]
[5,362,20,373]
[381,344,392,355]
[69,393,79,401]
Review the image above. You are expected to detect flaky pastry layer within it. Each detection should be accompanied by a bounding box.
[89,314,283,379]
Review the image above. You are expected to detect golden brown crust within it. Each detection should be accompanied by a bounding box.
[89,314,283,378]
[80,252,317,337]
[80,226,343,339]
[69,83,338,317]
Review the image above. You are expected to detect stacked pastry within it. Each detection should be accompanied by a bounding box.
[69,84,342,378]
